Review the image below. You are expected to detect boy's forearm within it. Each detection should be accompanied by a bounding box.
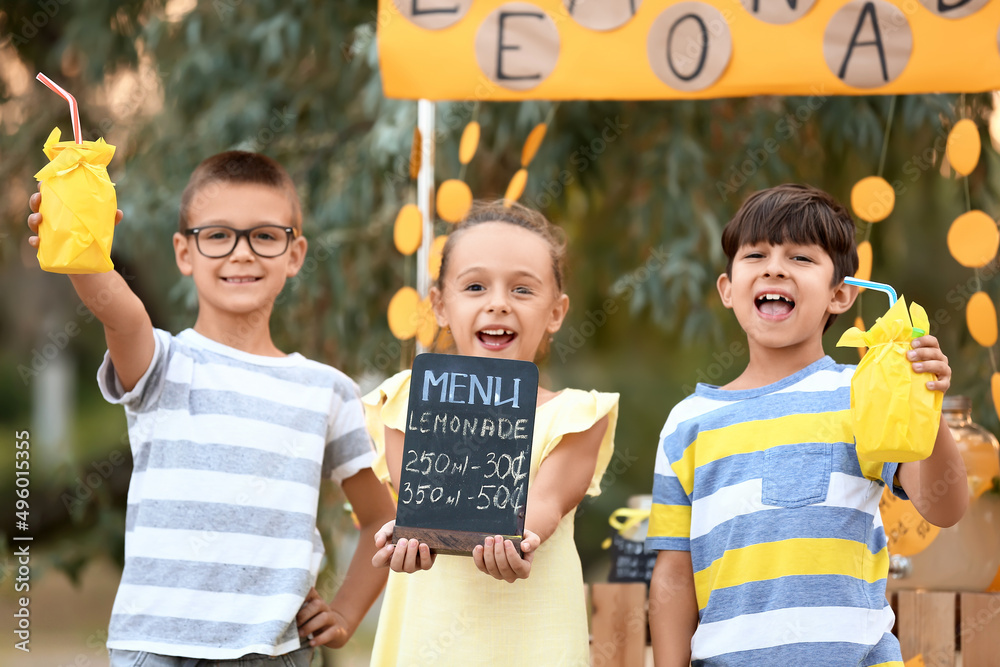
[900,417,969,527]
[69,271,154,391]
[68,272,146,332]
[649,550,698,667]
[329,469,395,634]
[328,515,391,634]
[650,611,696,667]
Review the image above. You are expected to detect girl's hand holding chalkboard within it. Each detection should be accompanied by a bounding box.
[372,519,436,572]
[472,529,540,582]
[296,586,349,648]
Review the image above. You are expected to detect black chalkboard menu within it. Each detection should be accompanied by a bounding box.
[394,353,539,556]
[607,532,657,584]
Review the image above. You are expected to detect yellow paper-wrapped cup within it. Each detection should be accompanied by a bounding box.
[837,297,941,462]
[34,127,117,274]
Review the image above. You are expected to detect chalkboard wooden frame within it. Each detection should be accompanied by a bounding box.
[394,353,539,556]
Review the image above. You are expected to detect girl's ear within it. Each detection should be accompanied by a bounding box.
[430,285,448,328]
[174,232,194,276]
[828,280,858,315]
[546,293,570,335]
[717,272,734,309]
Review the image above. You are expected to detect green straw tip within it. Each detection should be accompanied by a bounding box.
[912,328,926,337]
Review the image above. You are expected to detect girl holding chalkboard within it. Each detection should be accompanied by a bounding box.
[363,201,619,665]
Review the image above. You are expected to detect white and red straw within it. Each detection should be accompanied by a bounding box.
[36,72,82,144]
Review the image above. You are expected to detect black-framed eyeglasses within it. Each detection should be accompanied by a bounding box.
[184,225,296,258]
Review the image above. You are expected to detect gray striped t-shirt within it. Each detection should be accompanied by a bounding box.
[98,328,375,659]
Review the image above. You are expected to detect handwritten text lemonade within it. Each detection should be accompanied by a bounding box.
[403,370,529,511]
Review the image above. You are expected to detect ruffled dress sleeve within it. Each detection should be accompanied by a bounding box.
[361,370,412,485]
[536,389,619,497]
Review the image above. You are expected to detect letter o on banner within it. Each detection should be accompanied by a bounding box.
[918,0,989,20]
[823,0,912,89]
[739,0,818,25]
[476,4,560,91]
[562,0,642,31]
[394,0,473,30]
[647,2,733,93]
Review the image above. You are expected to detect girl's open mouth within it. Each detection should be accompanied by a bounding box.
[477,328,517,349]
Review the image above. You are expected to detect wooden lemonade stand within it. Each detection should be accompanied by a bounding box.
[374,1,1000,664]
[583,585,1000,666]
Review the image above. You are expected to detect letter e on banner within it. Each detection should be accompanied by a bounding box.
[476,3,560,91]
[647,2,733,92]
[823,0,912,89]
[394,0,472,30]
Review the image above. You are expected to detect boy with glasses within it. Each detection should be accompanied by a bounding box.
[27,151,395,666]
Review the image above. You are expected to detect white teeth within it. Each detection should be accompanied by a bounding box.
[481,329,514,335]
[759,293,791,302]
[225,277,259,283]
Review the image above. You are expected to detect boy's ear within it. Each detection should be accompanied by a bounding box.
[546,293,570,335]
[285,235,308,277]
[828,280,858,315]
[717,273,734,309]
[173,232,193,276]
[430,286,447,328]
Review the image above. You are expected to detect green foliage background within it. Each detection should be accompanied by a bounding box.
[1,0,999,655]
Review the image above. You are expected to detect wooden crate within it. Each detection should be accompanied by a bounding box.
[589,583,648,667]
[589,585,1000,667]
[892,591,1000,667]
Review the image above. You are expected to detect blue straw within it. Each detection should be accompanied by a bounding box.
[844,277,897,306]
[844,277,925,336]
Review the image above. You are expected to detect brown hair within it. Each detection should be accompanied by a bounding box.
[178,151,302,233]
[722,184,858,331]
[436,200,566,292]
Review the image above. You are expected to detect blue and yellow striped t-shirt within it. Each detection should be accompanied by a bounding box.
[646,356,905,666]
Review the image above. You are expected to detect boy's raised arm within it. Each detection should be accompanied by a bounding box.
[896,335,969,528]
[897,417,968,527]
[649,549,698,666]
[28,190,154,391]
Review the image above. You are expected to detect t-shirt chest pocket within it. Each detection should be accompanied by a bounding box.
[761,443,833,508]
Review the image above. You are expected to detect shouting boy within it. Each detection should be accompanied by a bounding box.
[646,184,967,666]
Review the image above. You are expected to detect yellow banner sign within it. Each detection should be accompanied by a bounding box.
[377,0,1000,100]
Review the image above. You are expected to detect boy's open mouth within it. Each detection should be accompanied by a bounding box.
[477,328,517,349]
[755,292,795,318]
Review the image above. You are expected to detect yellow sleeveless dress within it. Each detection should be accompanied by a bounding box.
[363,370,619,666]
